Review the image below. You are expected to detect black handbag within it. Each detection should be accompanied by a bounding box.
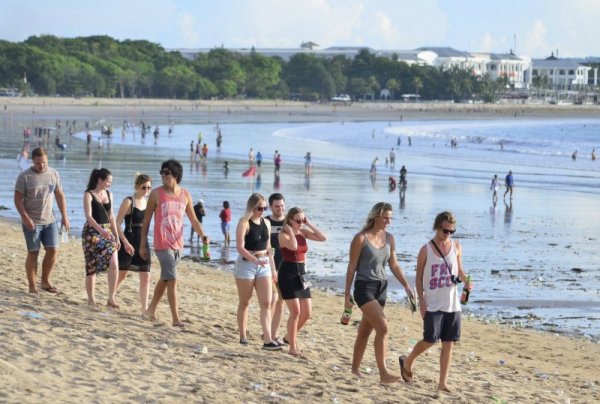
[118,197,134,268]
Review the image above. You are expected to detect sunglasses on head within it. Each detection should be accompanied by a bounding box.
[442,228,456,235]
[160,169,173,176]
[255,206,268,212]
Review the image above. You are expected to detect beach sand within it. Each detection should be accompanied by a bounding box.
[2,98,600,403]
[1,218,598,403]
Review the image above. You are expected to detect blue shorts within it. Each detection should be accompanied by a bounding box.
[22,221,59,252]
[233,256,271,280]
[221,222,230,235]
[155,249,180,281]
[423,311,461,343]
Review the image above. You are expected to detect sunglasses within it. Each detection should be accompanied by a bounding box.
[292,218,305,224]
[159,169,173,176]
[141,186,152,190]
[442,228,456,235]
[255,206,268,212]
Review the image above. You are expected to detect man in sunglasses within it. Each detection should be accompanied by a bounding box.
[139,159,208,329]
[399,211,472,394]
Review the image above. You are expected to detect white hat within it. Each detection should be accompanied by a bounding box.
[199,199,204,204]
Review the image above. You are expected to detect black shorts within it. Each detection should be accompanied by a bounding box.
[353,279,387,308]
[423,311,461,343]
[278,261,311,300]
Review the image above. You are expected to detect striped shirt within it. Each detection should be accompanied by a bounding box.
[14,167,62,225]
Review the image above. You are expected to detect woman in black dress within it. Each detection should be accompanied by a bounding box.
[116,174,152,314]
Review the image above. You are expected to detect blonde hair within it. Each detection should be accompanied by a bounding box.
[361,202,393,232]
[239,193,266,222]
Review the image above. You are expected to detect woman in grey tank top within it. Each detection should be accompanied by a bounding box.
[343,202,414,384]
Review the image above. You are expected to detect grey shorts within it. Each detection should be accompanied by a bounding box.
[423,311,461,343]
[233,256,271,280]
[23,221,59,251]
[155,249,180,281]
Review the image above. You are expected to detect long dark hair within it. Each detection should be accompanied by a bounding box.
[86,168,112,191]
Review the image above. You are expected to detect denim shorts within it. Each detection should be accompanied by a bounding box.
[423,311,461,343]
[221,222,230,235]
[233,256,271,280]
[155,249,180,281]
[22,221,59,251]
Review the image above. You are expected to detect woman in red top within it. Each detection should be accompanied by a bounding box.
[278,207,326,356]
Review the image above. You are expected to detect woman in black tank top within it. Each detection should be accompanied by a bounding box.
[233,193,282,351]
[82,168,120,309]
[115,174,152,315]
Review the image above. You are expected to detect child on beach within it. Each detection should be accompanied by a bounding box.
[219,201,231,246]
[399,211,472,394]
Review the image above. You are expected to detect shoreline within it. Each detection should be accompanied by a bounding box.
[3,97,600,127]
[0,219,598,402]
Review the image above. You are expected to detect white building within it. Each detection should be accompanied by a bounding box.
[417,47,531,89]
[531,56,597,91]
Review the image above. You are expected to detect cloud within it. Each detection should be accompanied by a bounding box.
[177,12,200,47]
[523,19,549,57]
[373,12,398,43]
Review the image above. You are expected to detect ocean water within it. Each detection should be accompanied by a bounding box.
[1,117,599,340]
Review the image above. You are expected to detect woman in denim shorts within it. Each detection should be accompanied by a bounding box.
[234,193,281,351]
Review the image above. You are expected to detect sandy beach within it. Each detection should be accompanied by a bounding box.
[1,98,600,402]
[0,216,598,403]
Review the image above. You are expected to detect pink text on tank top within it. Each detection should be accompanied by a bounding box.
[154,188,187,250]
[429,262,454,290]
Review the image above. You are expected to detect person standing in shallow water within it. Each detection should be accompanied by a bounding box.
[139,160,207,328]
[503,170,514,200]
[399,211,472,394]
[490,174,500,204]
[344,202,413,384]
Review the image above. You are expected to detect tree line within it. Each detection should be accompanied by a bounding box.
[1,35,507,102]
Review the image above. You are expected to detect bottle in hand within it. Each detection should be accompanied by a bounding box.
[460,275,471,305]
[341,296,354,325]
[202,236,210,260]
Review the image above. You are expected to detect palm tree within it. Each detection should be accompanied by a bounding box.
[386,78,400,100]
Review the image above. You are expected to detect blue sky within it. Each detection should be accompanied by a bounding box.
[1,0,599,58]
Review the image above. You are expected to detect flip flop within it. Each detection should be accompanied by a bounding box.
[41,286,60,294]
[399,355,413,383]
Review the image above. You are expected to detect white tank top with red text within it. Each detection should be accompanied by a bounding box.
[422,241,461,313]
[153,187,187,250]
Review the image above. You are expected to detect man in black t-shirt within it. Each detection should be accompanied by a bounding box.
[265,193,286,345]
